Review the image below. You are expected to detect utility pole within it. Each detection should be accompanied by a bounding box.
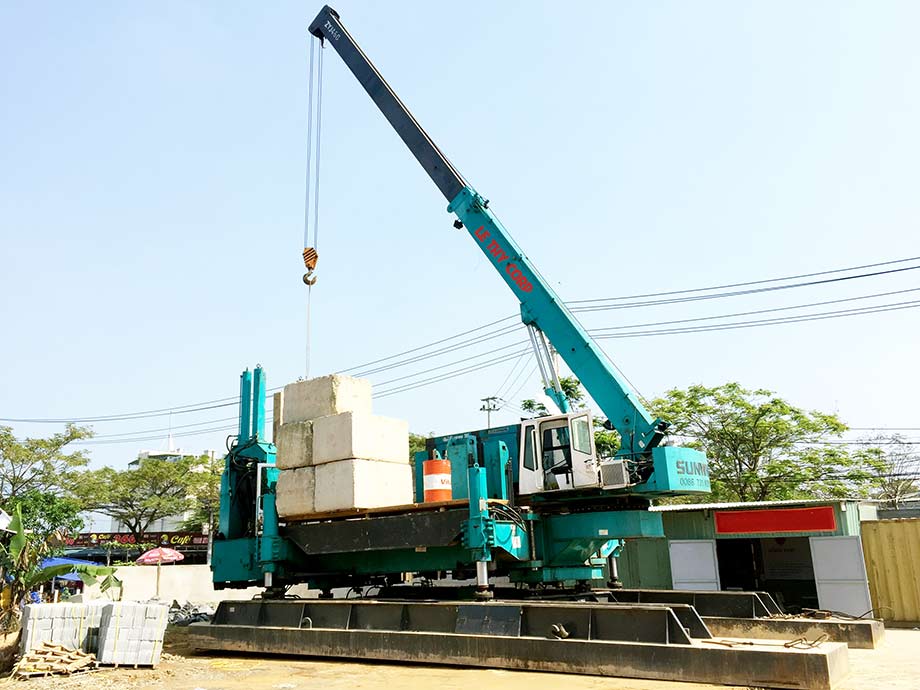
[480,396,499,429]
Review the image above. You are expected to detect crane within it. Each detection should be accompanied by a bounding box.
[193,14,851,687]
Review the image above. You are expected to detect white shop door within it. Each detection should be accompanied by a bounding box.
[809,536,872,616]
[669,539,721,591]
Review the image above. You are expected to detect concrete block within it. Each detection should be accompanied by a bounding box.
[313,412,409,465]
[282,375,372,424]
[97,602,168,665]
[276,421,314,469]
[275,467,316,517]
[314,459,413,513]
[272,391,284,444]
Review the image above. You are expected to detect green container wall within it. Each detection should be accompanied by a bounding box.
[616,501,867,589]
[617,538,670,589]
[662,501,863,541]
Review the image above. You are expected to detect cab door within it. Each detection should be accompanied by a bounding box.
[568,414,600,489]
[517,422,542,495]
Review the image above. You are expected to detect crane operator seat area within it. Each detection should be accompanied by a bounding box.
[519,413,600,495]
[542,422,572,490]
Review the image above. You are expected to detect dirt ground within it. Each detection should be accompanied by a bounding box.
[1,627,917,690]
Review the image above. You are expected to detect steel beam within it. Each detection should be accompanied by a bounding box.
[191,599,849,690]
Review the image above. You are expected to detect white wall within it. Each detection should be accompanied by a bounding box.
[81,564,309,603]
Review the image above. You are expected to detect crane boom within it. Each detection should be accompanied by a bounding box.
[308,6,667,456]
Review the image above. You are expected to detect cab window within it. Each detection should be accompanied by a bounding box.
[571,415,591,454]
[541,425,571,472]
[522,427,536,470]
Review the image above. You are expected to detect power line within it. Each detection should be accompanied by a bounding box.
[589,286,920,334]
[569,255,920,305]
[337,314,518,374]
[5,255,918,425]
[594,299,920,340]
[495,353,533,401]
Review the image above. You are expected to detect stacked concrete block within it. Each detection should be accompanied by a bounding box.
[281,375,372,424]
[314,459,412,513]
[275,420,313,469]
[275,466,316,516]
[273,375,412,516]
[19,603,105,654]
[313,412,408,465]
[96,602,168,666]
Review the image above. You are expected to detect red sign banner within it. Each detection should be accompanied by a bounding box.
[66,532,208,548]
[714,506,837,535]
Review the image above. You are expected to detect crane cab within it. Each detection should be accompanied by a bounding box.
[518,412,604,495]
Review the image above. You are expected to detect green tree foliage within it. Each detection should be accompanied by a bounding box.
[179,453,223,534]
[6,491,84,540]
[409,433,429,460]
[0,424,93,500]
[0,506,116,632]
[649,383,886,502]
[75,457,201,542]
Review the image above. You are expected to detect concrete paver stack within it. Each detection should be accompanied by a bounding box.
[274,375,412,517]
[19,601,168,667]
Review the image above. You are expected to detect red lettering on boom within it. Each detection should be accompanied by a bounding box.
[471,226,534,293]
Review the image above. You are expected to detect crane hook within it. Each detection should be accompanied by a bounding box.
[302,247,319,286]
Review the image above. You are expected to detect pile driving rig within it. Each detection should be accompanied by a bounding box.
[193,10,856,688]
[210,4,709,599]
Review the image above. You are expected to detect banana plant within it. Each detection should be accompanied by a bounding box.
[1,506,119,632]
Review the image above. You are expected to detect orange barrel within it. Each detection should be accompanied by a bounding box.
[423,459,453,502]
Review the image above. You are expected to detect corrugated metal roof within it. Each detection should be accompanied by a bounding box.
[651,498,870,513]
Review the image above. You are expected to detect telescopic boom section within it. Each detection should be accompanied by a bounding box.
[308,6,668,456]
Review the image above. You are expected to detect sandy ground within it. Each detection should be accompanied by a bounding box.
[1,627,917,690]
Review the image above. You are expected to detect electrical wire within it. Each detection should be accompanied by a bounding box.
[5,255,919,425]
[568,255,920,307]
[594,299,920,340]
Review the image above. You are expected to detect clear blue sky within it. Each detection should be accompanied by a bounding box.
[1,1,918,470]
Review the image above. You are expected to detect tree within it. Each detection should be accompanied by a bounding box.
[857,435,920,508]
[0,506,116,632]
[649,383,886,502]
[75,457,201,542]
[0,424,93,501]
[409,433,429,460]
[179,453,223,534]
[6,491,84,541]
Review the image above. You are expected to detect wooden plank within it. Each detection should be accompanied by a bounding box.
[283,498,509,523]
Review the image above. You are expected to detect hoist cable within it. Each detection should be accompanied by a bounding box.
[303,38,325,379]
[303,38,315,248]
[313,43,324,253]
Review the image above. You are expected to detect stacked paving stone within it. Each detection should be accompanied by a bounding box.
[19,603,105,655]
[19,602,168,667]
[274,375,412,517]
[96,602,168,666]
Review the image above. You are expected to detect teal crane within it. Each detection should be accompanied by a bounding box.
[212,6,709,598]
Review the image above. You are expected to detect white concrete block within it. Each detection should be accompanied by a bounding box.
[314,459,413,513]
[275,467,316,517]
[275,421,313,469]
[272,391,283,443]
[282,375,372,424]
[313,412,409,465]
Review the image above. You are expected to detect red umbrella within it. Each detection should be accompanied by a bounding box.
[135,547,184,565]
[136,547,184,598]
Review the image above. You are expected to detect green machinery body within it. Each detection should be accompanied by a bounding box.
[211,366,708,594]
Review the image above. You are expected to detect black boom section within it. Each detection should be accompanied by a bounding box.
[308,5,466,202]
